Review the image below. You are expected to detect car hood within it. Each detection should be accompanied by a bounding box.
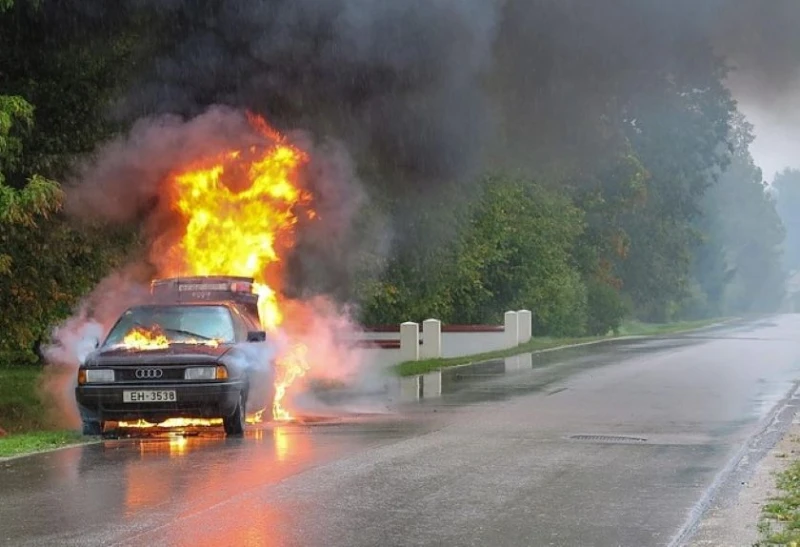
[87,344,232,366]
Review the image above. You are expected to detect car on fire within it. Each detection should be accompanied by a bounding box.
[75,276,274,437]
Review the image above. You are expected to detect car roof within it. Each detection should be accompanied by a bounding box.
[124,301,261,322]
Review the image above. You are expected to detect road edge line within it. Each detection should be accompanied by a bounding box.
[667,379,800,547]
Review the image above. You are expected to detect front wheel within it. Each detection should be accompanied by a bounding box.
[223,393,246,436]
[81,419,104,436]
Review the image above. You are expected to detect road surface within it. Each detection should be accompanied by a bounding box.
[2,316,800,547]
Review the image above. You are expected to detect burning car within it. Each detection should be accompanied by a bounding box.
[75,276,275,436]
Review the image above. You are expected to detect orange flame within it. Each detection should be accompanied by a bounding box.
[272,343,311,421]
[121,325,221,350]
[157,113,314,421]
[117,418,223,428]
[122,326,169,350]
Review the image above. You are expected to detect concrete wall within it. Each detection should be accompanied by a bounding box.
[359,347,402,369]
[354,309,534,367]
[441,331,507,358]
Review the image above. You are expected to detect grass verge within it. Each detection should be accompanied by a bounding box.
[616,318,730,336]
[393,317,729,377]
[0,365,48,431]
[0,365,85,458]
[757,453,800,546]
[0,431,85,459]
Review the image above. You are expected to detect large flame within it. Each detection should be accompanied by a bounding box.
[123,326,169,351]
[157,113,314,421]
[117,418,223,429]
[121,325,221,350]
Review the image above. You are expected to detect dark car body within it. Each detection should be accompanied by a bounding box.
[75,277,275,436]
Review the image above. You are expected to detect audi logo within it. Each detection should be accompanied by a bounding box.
[135,368,163,379]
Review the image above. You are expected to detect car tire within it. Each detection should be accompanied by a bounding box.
[81,420,104,436]
[223,392,246,436]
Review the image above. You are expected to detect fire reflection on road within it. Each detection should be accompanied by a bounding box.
[97,421,318,529]
[273,425,290,462]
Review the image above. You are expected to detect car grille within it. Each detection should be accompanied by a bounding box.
[112,366,187,383]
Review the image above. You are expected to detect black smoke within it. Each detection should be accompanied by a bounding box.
[59,0,800,296]
[117,0,498,194]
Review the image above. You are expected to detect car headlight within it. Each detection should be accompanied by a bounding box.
[185,366,227,380]
[84,369,114,383]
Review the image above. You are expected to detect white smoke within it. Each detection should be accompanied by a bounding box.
[276,296,394,416]
[39,267,150,429]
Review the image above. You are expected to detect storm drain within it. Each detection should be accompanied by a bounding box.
[568,434,648,444]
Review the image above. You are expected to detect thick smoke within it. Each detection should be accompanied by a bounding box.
[66,106,263,224]
[712,0,800,97]
[66,0,800,277]
[711,0,800,178]
[119,0,497,190]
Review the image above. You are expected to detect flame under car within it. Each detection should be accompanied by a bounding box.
[75,277,274,436]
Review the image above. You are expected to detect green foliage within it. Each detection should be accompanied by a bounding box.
[450,174,587,333]
[0,95,33,168]
[0,220,135,360]
[360,173,589,336]
[756,454,800,546]
[0,365,45,432]
[585,280,628,335]
[0,3,147,359]
[0,174,62,225]
[0,430,84,458]
[617,59,737,320]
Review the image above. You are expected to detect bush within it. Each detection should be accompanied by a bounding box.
[585,280,628,335]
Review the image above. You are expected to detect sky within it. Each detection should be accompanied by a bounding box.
[734,77,800,182]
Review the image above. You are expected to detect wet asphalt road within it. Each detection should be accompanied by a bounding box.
[2,316,800,547]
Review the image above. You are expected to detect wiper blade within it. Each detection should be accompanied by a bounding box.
[162,328,213,341]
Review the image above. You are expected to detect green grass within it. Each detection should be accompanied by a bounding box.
[0,365,87,458]
[0,365,48,432]
[393,317,728,377]
[0,431,85,458]
[756,459,800,546]
[617,317,730,336]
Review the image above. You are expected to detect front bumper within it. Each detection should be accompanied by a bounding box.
[75,381,245,423]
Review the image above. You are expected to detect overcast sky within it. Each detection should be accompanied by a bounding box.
[735,80,800,183]
[723,55,800,184]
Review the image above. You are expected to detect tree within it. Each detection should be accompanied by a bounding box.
[0,2,149,363]
[774,168,800,274]
[360,173,589,336]
[686,113,785,316]
[617,54,736,321]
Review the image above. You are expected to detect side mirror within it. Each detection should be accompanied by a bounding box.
[247,331,266,343]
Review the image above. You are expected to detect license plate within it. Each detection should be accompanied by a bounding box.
[123,390,177,403]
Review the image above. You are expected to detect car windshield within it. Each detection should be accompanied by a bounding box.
[104,305,236,347]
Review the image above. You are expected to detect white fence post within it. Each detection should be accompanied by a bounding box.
[398,376,420,400]
[504,311,519,348]
[421,319,442,359]
[422,370,442,398]
[400,321,420,362]
[517,309,532,344]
